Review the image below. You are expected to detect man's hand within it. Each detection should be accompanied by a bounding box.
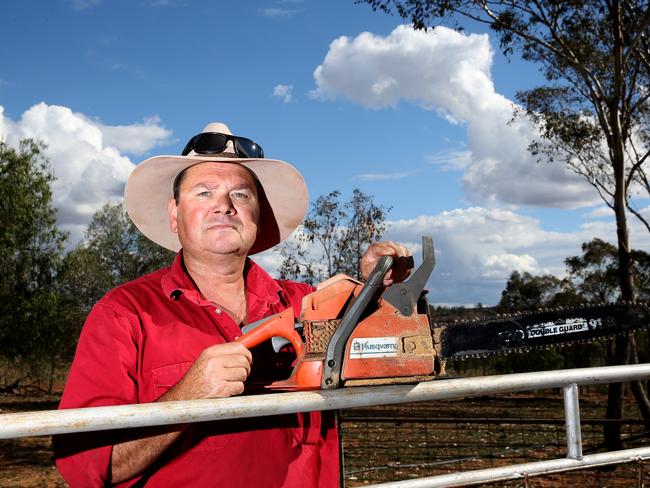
[166,342,253,400]
[360,241,413,286]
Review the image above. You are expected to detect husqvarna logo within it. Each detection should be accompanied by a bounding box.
[350,337,399,358]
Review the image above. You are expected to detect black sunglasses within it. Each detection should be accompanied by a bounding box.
[181,132,264,159]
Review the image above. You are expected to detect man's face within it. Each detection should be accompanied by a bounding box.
[168,162,260,258]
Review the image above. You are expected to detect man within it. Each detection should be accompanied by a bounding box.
[54,123,412,487]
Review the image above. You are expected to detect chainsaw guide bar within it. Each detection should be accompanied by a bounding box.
[435,303,650,361]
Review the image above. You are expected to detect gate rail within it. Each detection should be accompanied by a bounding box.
[1,363,650,486]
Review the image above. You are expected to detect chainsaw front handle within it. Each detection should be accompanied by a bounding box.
[321,255,394,389]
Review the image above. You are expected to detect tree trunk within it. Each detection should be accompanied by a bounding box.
[604,336,630,450]
[603,139,636,450]
[603,0,641,449]
[629,337,650,430]
[603,145,636,449]
[48,353,55,395]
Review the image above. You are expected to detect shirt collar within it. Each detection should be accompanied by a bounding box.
[161,251,283,308]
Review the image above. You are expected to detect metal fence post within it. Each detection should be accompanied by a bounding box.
[563,383,583,460]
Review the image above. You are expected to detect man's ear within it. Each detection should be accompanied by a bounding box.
[168,197,179,234]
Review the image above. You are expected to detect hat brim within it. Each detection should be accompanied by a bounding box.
[124,155,308,255]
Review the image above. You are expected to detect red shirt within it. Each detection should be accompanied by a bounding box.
[54,253,339,487]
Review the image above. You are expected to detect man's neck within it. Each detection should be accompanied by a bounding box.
[183,251,248,322]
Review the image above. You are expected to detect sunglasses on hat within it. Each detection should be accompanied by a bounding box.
[181,132,265,159]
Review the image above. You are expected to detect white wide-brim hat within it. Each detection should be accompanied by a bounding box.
[124,122,308,255]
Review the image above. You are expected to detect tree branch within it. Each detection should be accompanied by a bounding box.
[625,146,650,192]
[627,200,650,234]
[622,3,650,68]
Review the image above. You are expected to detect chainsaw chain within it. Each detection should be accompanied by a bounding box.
[431,302,650,361]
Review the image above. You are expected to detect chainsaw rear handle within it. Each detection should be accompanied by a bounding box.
[235,308,305,358]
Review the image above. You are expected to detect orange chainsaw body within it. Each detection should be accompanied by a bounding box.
[237,273,437,391]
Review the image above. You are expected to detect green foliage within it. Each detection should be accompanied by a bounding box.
[0,143,174,391]
[60,202,175,315]
[565,238,620,302]
[466,340,609,375]
[565,238,650,302]
[0,140,66,293]
[0,140,69,390]
[497,271,580,312]
[634,250,650,300]
[278,189,390,284]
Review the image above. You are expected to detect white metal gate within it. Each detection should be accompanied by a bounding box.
[1,364,649,487]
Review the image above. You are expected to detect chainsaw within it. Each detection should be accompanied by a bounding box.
[236,236,650,391]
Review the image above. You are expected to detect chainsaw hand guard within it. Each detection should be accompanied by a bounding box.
[235,309,304,358]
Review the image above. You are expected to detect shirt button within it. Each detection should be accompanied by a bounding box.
[215,308,222,315]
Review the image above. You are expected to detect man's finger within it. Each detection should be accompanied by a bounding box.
[220,355,253,373]
[221,366,251,382]
[204,342,253,363]
[224,380,246,396]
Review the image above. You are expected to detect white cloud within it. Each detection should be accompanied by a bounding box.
[272,84,294,103]
[92,116,172,155]
[0,103,171,244]
[481,254,538,278]
[427,150,472,171]
[379,206,650,305]
[312,25,598,209]
[312,26,493,115]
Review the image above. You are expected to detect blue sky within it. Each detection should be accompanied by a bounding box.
[1,0,648,305]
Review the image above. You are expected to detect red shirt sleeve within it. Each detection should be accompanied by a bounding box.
[54,300,141,487]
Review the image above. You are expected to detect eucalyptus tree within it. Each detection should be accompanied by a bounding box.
[0,140,68,391]
[278,189,390,284]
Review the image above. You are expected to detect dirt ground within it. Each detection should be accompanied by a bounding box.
[0,394,65,487]
[0,390,648,487]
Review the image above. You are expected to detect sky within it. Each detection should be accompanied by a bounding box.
[1,0,648,306]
